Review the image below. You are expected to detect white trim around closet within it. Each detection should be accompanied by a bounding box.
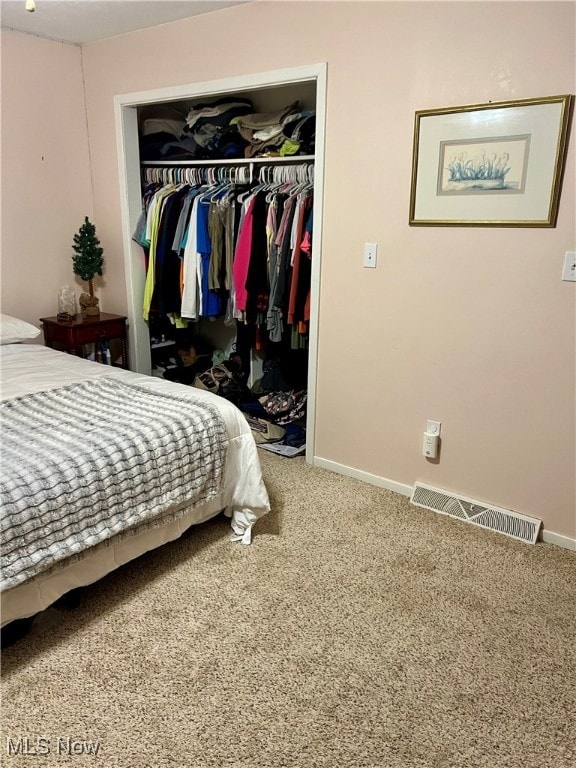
[114,63,327,463]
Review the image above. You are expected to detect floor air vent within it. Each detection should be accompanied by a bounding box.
[410,482,542,544]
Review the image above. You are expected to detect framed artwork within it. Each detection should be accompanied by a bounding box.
[409,94,573,227]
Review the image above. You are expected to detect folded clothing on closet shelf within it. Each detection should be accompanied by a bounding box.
[140,108,186,138]
[235,102,299,136]
[138,106,187,160]
[147,99,316,160]
[156,97,254,160]
[234,102,316,157]
[183,97,254,132]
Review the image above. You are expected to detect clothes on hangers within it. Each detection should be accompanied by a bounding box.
[134,164,314,350]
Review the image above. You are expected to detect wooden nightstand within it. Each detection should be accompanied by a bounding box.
[40,313,128,369]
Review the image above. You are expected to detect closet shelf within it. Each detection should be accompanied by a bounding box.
[140,155,315,167]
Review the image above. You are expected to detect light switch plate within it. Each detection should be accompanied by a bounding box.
[562,251,576,282]
[363,243,377,268]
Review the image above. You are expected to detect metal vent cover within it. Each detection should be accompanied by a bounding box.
[410,482,541,544]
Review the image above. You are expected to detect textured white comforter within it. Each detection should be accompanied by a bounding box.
[0,343,270,552]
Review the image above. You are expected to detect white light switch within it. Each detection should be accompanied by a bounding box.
[363,242,377,268]
[562,251,576,282]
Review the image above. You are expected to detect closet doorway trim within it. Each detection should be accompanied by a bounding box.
[115,63,327,464]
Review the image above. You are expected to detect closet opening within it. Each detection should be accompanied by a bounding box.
[115,64,326,462]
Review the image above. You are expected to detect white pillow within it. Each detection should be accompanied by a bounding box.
[0,314,41,344]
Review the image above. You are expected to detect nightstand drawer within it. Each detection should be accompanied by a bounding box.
[73,319,126,345]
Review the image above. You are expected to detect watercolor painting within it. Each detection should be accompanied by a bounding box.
[438,135,530,195]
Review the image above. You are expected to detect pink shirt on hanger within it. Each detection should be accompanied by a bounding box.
[232,195,257,313]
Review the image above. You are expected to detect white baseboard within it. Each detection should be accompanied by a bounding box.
[312,457,413,497]
[311,456,576,552]
[541,530,576,551]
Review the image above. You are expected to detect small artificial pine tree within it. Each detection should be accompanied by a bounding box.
[71,217,104,300]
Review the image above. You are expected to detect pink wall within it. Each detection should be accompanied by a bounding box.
[0,30,93,325]
[2,3,575,541]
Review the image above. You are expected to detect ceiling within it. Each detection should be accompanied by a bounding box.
[0,0,250,44]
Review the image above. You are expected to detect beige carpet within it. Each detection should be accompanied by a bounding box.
[1,452,575,768]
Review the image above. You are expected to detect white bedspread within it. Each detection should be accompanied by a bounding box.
[0,343,270,549]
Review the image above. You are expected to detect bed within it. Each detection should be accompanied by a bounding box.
[0,315,270,627]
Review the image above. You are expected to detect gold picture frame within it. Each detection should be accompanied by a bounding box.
[409,94,573,227]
